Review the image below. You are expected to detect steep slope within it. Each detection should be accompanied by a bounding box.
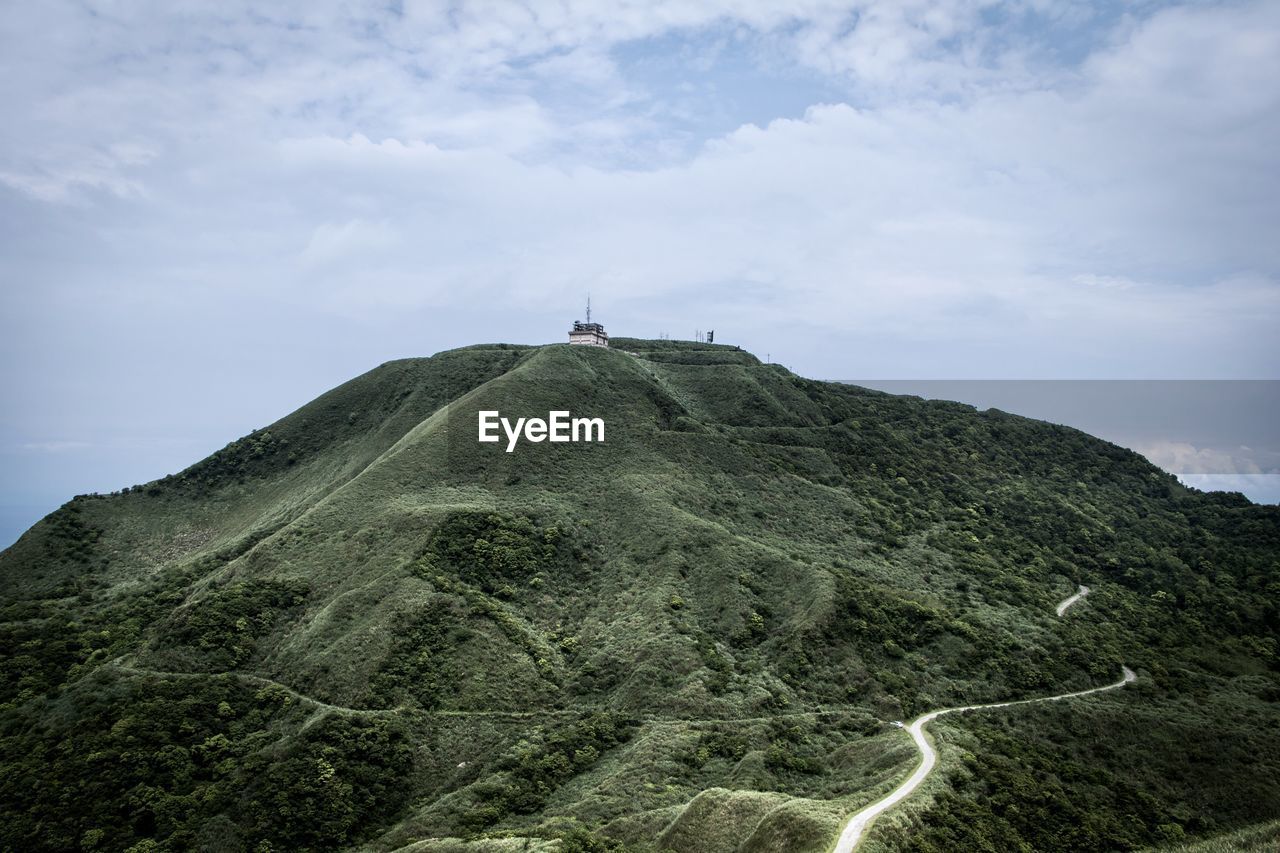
[0,345,530,601]
[1,340,1277,853]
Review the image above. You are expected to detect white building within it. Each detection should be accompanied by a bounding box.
[568,299,608,347]
[569,320,608,347]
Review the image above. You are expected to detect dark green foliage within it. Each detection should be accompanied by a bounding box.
[364,598,463,708]
[42,498,103,564]
[164,429,292,493]
[416,511,573,594]
[155,579,309,671]
[558,824,629,852]
[831,579,951,653]
[893,689,1280,852]
[461,712,635,828]
[242,715,415,851]
[1,575,183,707]
[764,724,824,776]
[1,674,276,851]
[0,671,412,853]
[0,617,94,706]
[682,729,751,767]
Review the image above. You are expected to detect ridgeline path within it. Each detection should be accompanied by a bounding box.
[832,583,1130,853]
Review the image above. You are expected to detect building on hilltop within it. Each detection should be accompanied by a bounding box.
[569,320,607,347]
[568,297,608,347]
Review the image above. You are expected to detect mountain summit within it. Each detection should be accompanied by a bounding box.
[2,340,1278,852]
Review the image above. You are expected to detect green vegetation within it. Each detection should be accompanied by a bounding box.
[875,684,1280,852]
[0,340,1276,852]
[153,578,309,671]
[242,714,415,850]
[416,510,577,595]
[364,598,465,709]
[461,712,635,831]
[1153,819,1280,852]
[0,670,410,852]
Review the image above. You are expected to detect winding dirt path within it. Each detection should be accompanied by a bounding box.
[832,666,1135,852]
[833,582,1130,852]
[1055,584,1091,616]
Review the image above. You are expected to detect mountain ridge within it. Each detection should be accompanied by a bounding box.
[2,340,1277,852]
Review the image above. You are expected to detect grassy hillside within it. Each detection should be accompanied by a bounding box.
[1,340,1277,853]
[1152,819,1280,852]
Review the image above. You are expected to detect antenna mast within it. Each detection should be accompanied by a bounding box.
[586,293,592,325]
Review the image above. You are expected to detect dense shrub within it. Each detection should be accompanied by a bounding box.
[461,712,635,830]
[242,715,415,850]
[416,511,575,594]
[156,579,309,670]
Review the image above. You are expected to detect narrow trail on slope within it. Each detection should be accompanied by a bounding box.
[107,658,399,717]
[105,660,587,723]
[833,583,1130,853]
[1055,584,1091,616]
[832,666,1135,852]
[105,659,918,727]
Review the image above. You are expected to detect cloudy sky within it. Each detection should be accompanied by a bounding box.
[2,0,1278,544]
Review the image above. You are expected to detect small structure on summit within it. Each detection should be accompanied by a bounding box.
[568,296,608,347]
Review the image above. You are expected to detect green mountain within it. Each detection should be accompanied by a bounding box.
[2,340,1277,853]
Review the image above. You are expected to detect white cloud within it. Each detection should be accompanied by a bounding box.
[300,218,401,268]
[1134,440,1269,476]
[1176,474,1280,503]
[0,141,156,203]
[1071,274,1138,290]
[0,0,1277,411]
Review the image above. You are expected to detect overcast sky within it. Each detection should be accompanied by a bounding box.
[2,1,1278,545]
